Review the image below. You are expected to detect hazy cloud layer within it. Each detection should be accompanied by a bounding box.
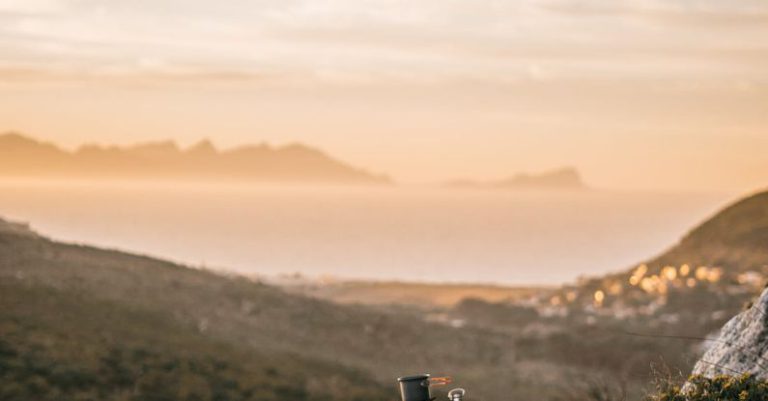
[0,0,766,85]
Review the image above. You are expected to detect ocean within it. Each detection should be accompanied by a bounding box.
[0,181,734,285]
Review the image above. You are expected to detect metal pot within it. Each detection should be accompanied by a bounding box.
[397,374,452,401]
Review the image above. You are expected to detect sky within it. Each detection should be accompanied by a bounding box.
[0,0,766,191]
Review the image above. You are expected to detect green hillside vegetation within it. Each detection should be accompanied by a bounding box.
[0,219,572,401]
[649,375,768,401]
[646,190,768,274]
[0,282,389,401]
[0,218,394,401]
[536,189,768,326]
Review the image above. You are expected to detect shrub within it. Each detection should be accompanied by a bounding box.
[648,374,768,401]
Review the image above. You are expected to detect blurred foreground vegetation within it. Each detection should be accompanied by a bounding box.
[649,375,768,401]
[0,282,391,401]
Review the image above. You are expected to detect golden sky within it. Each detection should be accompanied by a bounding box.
[0,0,767,190]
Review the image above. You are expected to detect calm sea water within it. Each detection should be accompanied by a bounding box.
[0,181,734,285]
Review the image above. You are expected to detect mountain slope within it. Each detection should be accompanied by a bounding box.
[0,223,393,401]
[0,218,559,401]
[0,283,390,401]
[573,188,768,315]
[646,189,768,273]
[435,188,768,399]
[0,132,389,184]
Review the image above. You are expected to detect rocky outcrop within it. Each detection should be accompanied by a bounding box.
[689,287,768,380]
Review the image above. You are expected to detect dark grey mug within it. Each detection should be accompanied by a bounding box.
[397,374,452,401]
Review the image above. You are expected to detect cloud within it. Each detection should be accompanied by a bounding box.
[0,0,765,86]
[0,0,64,14]
[543,0,768,27]
[0,61,282,85]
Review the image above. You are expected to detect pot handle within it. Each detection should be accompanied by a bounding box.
[423,377,452,387]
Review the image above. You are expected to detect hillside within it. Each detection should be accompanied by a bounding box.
[417,189,768,399]
[0,221,393,401]
[0,283,391,401]
[536,189,768,316]
[0,133,389,184]
[0,217,583,401]
[646,190,768,273]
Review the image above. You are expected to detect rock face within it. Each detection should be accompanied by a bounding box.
[690,287,768,379]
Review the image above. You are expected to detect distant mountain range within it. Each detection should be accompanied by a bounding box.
[0,132,390,184]
[446,167,585,190]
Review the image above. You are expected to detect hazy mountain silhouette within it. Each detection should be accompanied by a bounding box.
[0,132,390,184]
[446,167,585,190]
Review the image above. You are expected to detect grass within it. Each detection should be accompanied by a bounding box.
[649,375,768,401]
[0,282,393,401]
